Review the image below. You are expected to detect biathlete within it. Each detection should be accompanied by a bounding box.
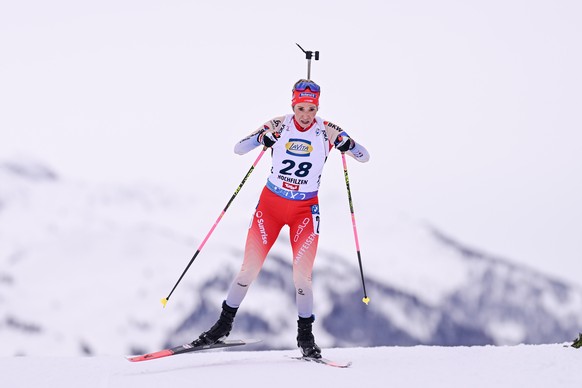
[191,79,370,358]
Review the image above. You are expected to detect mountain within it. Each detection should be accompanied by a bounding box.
[1,159,581,356]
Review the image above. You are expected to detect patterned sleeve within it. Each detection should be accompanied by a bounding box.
[324,121,370,162]
[234,116,285,155]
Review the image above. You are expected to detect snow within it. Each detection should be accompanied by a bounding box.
[1,344,581,388]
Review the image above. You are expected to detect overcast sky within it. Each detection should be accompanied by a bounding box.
[1,0,581,284]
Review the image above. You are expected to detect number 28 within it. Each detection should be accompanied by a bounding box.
[279,160,312,177]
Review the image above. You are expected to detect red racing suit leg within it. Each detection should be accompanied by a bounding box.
[225,187,320,318]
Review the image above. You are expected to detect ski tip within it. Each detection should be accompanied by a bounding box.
[160,298,168,308]
[362,297,370,305]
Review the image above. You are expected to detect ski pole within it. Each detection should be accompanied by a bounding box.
[161,147,267,308]
[341,152,370,305]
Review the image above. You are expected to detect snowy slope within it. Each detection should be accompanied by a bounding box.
[1,159,582,357]
[1,344,582,388]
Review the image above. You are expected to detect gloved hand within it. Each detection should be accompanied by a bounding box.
[334,134,355,152]
[258,131,280,148]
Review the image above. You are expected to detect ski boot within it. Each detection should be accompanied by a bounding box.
[297,315,322,358]
[191,301,238,346]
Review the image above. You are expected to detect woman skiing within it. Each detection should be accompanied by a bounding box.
[191,79,370,358]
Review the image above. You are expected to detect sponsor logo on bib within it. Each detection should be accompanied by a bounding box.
[285,139,313,157]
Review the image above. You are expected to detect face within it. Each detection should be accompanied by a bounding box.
[293,103,318,129]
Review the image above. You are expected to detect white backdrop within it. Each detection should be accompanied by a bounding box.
[1,0,581,284]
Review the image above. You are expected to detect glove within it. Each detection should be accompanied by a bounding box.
[258,131,280,148]
[334,134,355,152]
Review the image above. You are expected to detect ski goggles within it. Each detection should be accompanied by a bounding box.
[293,80,321,93]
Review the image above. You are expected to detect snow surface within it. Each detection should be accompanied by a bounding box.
[1,344,581,388]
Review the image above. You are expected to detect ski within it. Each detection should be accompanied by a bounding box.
[127,339,261,362]
[288,355,352,368]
